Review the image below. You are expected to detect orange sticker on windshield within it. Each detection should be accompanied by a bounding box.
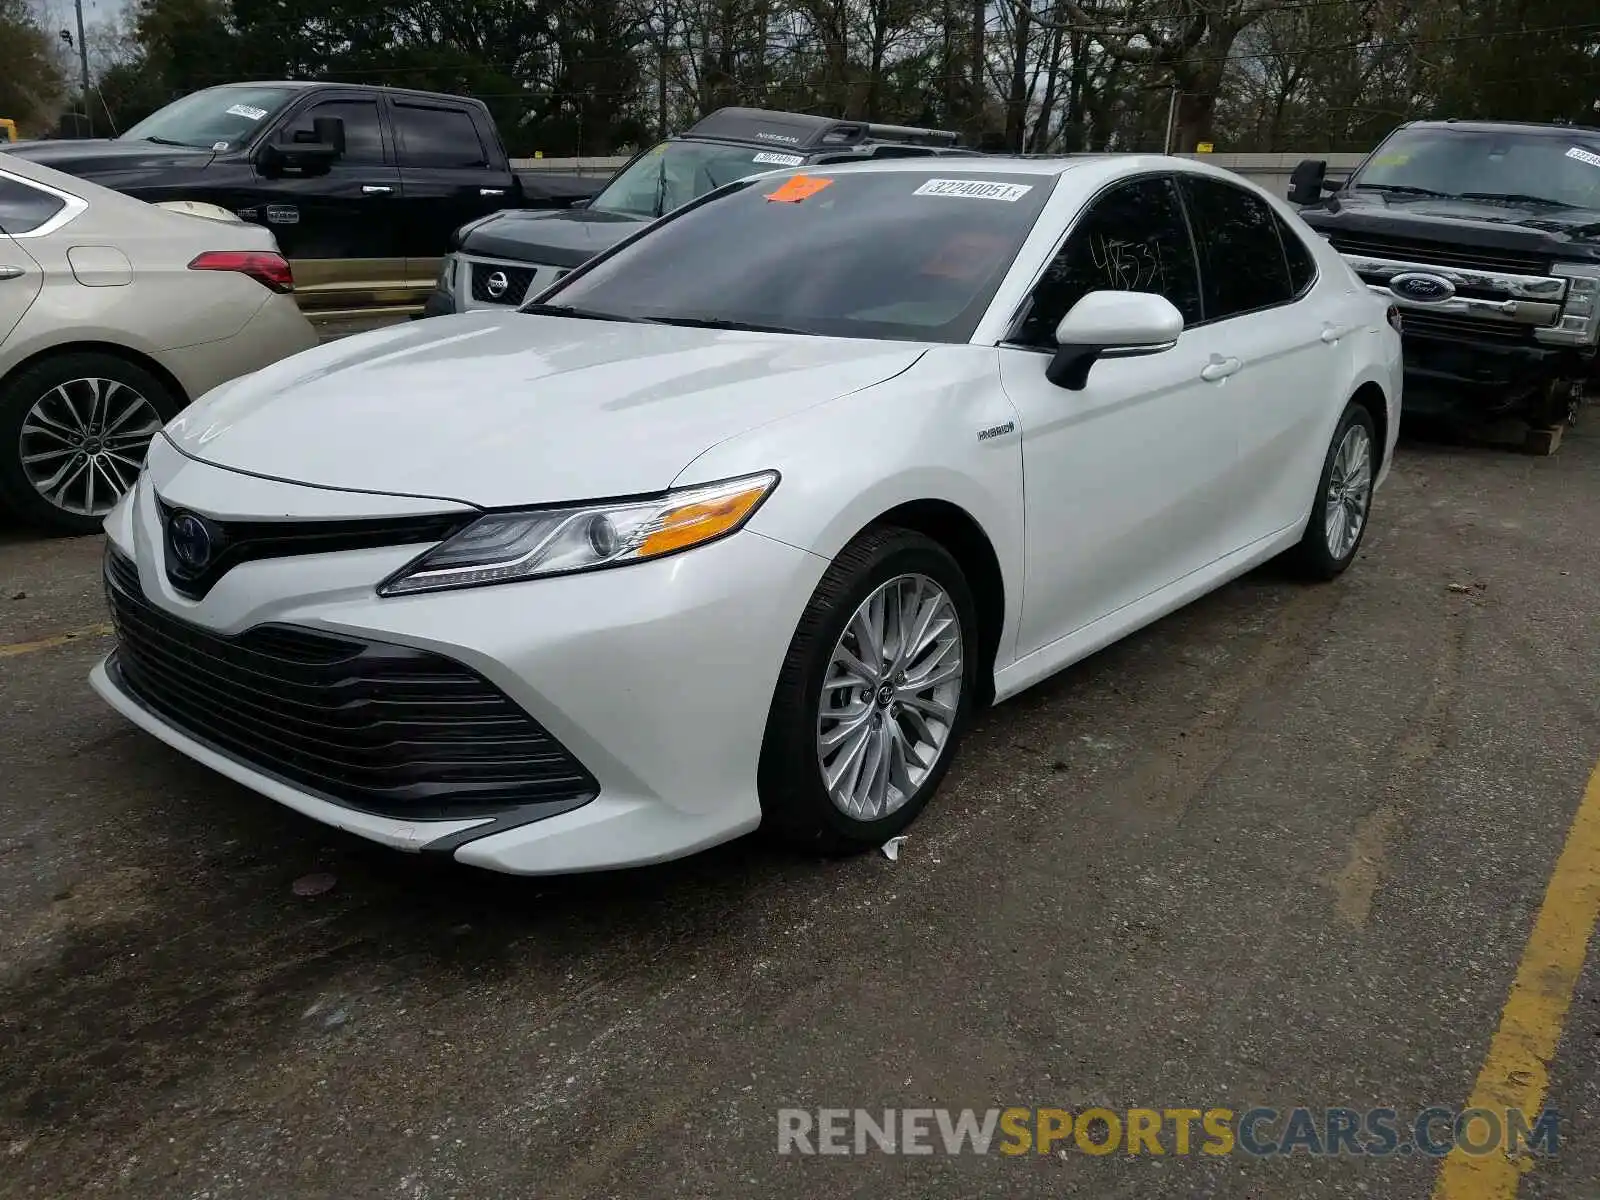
[765,175,833,203]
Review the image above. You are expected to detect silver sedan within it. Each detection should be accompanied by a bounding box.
[0,152,317,534]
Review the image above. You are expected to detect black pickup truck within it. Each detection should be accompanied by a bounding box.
[1290,120,1600,429]
[1,82,600,320]
[423,106,977,317]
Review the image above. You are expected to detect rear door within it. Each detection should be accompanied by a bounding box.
[1177,174,1337,545]
[0,175,53,345]
[389,99,510,289]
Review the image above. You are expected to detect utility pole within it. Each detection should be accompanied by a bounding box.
[1162,86,1178,155]
[72,0,92,135]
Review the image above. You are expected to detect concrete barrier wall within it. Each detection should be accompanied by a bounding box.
[512,151,1372,198]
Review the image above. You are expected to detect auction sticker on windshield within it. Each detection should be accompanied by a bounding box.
[766,176,833,203]
[1566,146,1600,169]
[225,104,269,121]
[914,178,1034,202]
[753,152,805,166]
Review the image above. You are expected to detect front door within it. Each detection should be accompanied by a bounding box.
[997,174,1238,658]
[247,95,405,314]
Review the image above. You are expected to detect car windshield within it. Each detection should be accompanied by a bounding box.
[591,139,808,218]
[542,169,1052,343]
[1351,127,1600,209]
[120,86,297,151]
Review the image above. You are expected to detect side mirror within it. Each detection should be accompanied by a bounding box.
[1288,158,1328,205]
[1046,291,1182,390]
[312,116,347,156]
[260,116,344,177]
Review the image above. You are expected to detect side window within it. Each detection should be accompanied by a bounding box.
[1180,176,1294,319]
[280,99,385,164]
[1011,176,1203,349]
[394,104,487,169]
[0,176,67,235]
[1276,214,1318,296]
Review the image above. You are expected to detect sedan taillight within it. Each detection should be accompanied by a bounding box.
[188,251,294,293]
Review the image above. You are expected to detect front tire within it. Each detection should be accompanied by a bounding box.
[0,352,180,536]
[1290,400,1376,580]
[759,527,979,853]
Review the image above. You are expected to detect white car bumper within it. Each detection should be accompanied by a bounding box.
[95,458,827,874]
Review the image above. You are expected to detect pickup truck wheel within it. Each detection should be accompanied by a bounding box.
[0,352,179,536]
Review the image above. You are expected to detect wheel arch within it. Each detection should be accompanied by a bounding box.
[0,340,192,410]
[852,498,1006,708]
[1349,380,1389,470]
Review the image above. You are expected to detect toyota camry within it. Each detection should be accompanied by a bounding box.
[92,156,1402,874]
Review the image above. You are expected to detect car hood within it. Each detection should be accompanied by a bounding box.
[164,312,926,509]
[456,206,647,266]
[2,137,216,175]
[1303,191,1600,255]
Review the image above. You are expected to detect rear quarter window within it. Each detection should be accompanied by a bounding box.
[0,176,68,235]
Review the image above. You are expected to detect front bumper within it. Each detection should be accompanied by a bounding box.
[95,457,828,873]
[1397,325,1595,415]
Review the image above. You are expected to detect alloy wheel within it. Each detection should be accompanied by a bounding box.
[1324,423,1373,561]
[19,377,162,517]
[816,573,964,821]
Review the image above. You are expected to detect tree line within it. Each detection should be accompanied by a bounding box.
[4,0,1597,157]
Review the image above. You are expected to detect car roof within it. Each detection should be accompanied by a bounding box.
[1402,119,1600,137]
[770,154,1146,179]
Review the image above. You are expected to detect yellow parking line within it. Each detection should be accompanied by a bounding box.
[1433,756,1600,1199]
[0,622,114,659]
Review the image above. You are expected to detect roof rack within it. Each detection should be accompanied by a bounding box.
[685,107,962,151]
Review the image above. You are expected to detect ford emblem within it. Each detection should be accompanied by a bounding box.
[167,511,216,573]
[1389,272,1456,303]
[486,270,510,299]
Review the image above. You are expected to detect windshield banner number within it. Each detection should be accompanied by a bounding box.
[914,179,1034,202]
[1566,147,1600,170]
[225,104,269,121]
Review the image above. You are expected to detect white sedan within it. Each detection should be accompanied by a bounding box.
[0,153,316,534]
[92,156,1401,874]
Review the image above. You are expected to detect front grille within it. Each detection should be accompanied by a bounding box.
[1325,232,1548,277]
[104,546,598,820]
[1398,310,1535,345]
[470,262,536,305]
[154,498,472,601]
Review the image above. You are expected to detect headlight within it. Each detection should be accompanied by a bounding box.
[438,253,459,291]
[1538,262,1600,346]
[379,472,778,596]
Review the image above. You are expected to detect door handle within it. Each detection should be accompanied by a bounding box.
[1200,355,1242,382]
[479,187,506,197]
[1320,326,1348,344]
[361,184,394,196]
[0,265,25,280]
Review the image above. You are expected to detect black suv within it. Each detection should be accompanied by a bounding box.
[1291,120,1600,428]
[423,106,976,317]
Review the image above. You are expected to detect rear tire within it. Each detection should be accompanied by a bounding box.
[1290,400,1376,581]
[758,527,979,853]
[0,352,180,536]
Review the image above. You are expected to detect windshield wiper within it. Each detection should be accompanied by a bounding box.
[521,302,647,324]
[139,136,194,148]
[1352,183,1452,198]
[644,315,810,335]
[1457,191,1577,209]
[653,154,670,218]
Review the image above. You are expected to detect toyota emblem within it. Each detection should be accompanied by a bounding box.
[1389,271,1456,304]
[167,511,216,573]
[485,270,510,299]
